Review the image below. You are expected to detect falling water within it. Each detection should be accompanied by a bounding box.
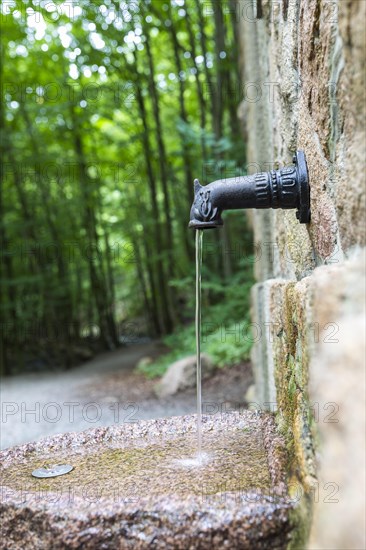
[173,229,209,469]
[195,230,203,459]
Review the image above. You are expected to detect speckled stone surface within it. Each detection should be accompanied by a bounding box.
[0,412,297,549]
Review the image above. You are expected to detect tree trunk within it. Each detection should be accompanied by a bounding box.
[142,26,175,275]
[132,64,173,333]
[70,105,118,349]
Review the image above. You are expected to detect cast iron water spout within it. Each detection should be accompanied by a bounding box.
[189,150,310,229]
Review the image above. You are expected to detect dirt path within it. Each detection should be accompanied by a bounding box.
[0,343,253,450]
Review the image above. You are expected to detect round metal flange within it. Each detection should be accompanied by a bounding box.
[294,150,311,224]
[31,464,74,478]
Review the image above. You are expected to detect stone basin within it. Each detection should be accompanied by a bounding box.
[0,411,298,549]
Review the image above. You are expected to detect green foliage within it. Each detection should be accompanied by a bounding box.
[0,1,253,375]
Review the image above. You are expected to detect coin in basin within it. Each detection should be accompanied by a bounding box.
[31,464,74,478]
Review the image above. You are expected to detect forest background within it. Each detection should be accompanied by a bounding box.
[0,0,254,376]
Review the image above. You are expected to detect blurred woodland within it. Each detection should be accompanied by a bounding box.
[0,0,254,375]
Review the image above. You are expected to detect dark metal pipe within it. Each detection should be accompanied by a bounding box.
[189,150,310,229]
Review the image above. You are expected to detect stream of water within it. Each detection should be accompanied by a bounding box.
[195,229,203,459]
[174,229,206,469]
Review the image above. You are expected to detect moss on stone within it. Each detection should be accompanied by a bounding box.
[2,427,273,501]
[262,280,316,549]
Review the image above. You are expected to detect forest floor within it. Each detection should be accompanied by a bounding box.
[0,342,253,450]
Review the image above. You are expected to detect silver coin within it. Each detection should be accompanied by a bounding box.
[32,464,74,478]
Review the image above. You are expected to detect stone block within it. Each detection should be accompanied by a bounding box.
[1,412,304,550]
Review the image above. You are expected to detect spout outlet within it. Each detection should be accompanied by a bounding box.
[189,150,310,229]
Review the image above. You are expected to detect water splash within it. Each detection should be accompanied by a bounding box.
[173,452,210,469]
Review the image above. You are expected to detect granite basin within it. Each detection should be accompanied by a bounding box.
[0,411,297,549]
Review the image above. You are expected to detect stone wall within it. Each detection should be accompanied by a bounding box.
[238,1,365,548]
